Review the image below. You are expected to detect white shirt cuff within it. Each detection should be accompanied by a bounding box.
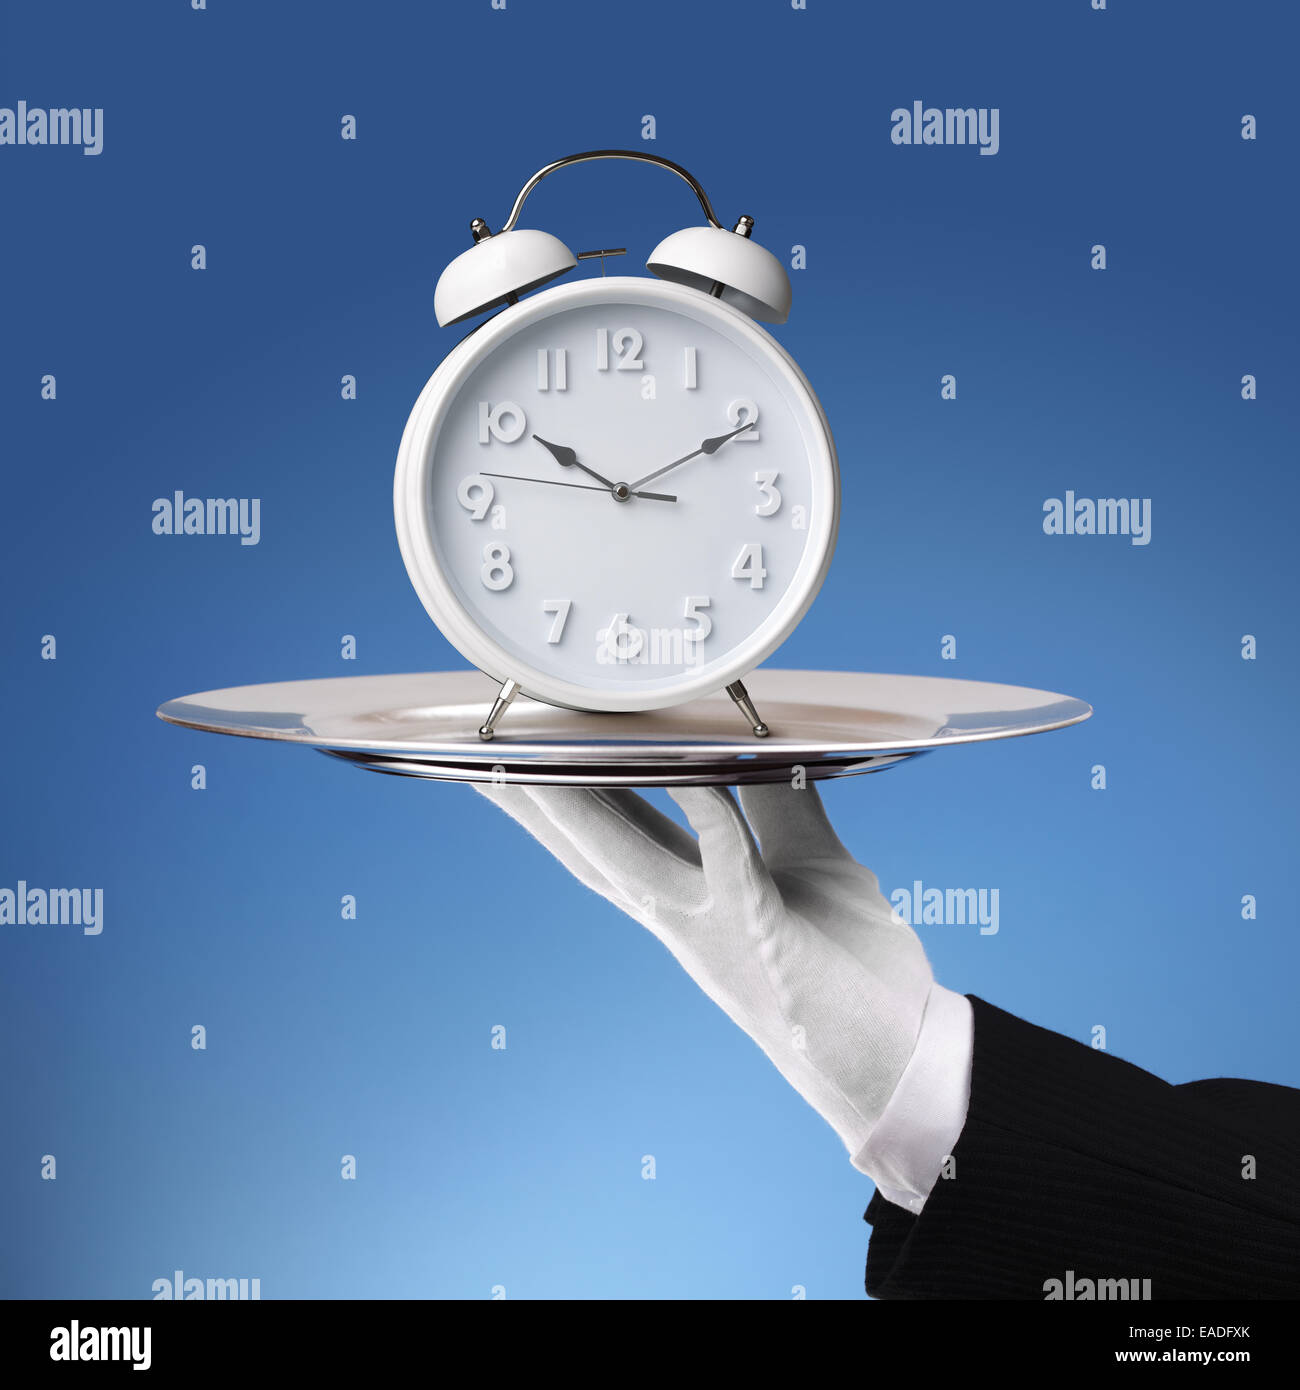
[851,984,973,1213]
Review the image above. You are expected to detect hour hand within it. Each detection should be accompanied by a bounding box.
[533,435,616,491]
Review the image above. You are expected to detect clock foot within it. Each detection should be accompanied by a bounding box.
[726,680,770,738]
[478,677,521,742]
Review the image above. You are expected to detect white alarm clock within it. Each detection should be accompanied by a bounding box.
[394,151,839,740]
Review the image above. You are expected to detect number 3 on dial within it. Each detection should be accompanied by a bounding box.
[754,469,781,516]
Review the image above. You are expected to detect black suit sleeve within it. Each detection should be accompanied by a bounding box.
[864,995,1300,1299]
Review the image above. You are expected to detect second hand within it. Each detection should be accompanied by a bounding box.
[479,472,677,503]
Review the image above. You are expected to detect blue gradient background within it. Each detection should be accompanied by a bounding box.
[2,0,1296,1299]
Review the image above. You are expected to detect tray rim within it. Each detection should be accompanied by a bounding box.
[156,668,1092,762]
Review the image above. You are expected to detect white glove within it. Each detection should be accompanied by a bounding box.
[476,779,944,1167]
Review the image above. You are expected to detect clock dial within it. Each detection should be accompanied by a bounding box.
[398,278,837,711]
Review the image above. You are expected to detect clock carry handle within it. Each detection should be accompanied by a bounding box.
[434,150,793,328]
[497,149,726,233]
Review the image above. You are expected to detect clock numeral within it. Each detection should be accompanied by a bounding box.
[542,598,572,643]
[754,470,782,517]
[726,398,760,441]
[600,613,644,663]
[537,349,568,391]
[596,327,643,371]
[478,400,526,444]
[480,542,514,591]
[683,595,712,642]
[683,346,698,390]
[731,543,767,590]
[457,474,495,520]
[615,329,644,370]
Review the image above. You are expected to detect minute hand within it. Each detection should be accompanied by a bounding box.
[626,421,755,492]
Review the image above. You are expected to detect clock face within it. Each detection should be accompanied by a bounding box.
[395,278,837,711]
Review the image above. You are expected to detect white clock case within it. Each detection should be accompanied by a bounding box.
[393,276,839,714]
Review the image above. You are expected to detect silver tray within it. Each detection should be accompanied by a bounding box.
[156,669,1091,787]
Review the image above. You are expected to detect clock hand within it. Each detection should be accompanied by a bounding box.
[532,435,619,491]
[479,472,677,503]
[626,420,756,492]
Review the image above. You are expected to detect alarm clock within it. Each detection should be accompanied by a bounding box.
[394,150,839,740]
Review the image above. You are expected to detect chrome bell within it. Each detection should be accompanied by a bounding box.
[647,216,791,324]
[434,221,577,327]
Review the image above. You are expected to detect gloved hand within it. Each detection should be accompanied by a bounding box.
[475,779,942,1168]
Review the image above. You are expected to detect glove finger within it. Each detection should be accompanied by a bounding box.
[667,786,780,926]
[473,782,626,907]
[736,781,855,870]
[502,785,705,920]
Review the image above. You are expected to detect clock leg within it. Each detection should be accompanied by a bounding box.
[478,677,521,742]
[726,680,770,739]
